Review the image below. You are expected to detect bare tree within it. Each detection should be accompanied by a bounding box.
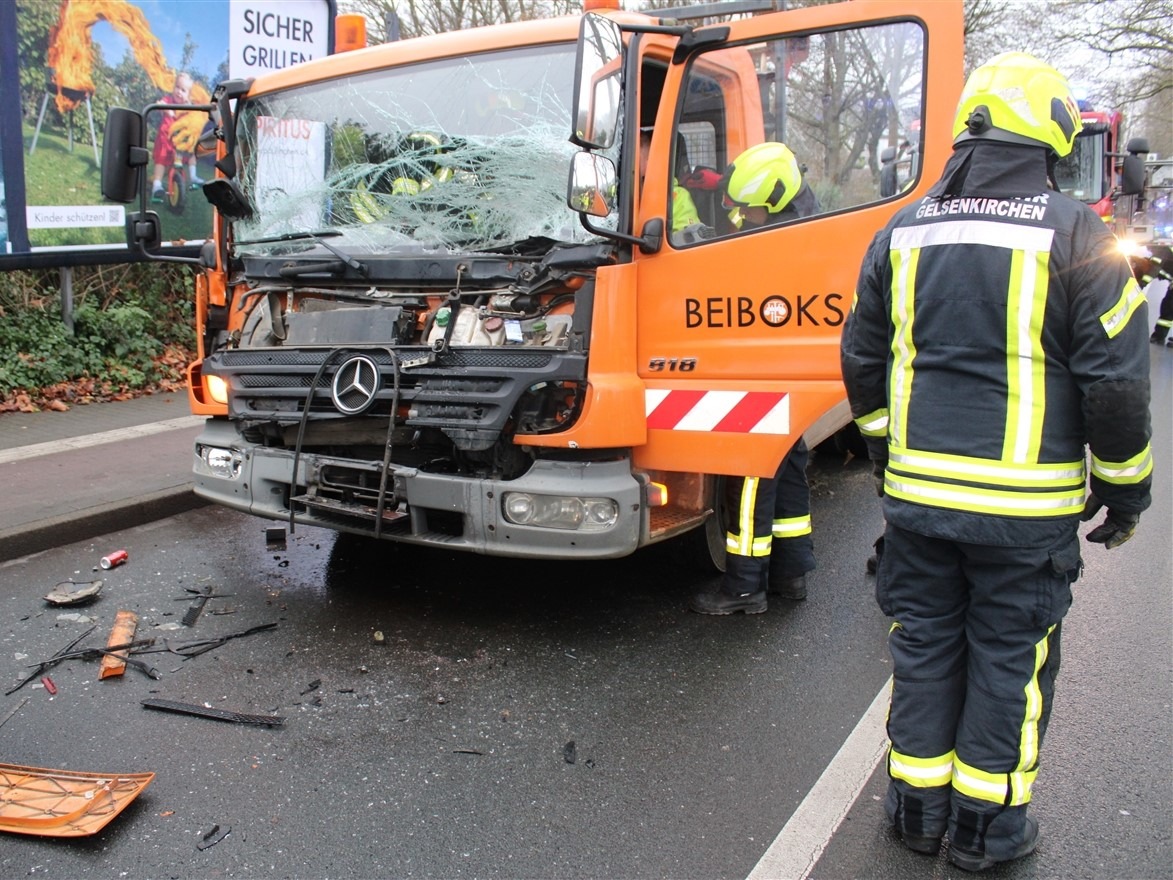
[340,0,581,42]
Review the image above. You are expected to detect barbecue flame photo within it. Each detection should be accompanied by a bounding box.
[47,0,211,152]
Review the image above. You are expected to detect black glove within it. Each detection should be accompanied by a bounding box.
[1081,495,1140,549]
[872,460,887,497]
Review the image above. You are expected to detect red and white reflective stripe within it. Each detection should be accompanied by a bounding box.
[645,390,790,434]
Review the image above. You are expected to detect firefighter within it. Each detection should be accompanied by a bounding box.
[689,143,819,615]
[841,53,1153,871]
[1131,243,1173,345]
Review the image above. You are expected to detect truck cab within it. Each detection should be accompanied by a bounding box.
[101,0,963,566]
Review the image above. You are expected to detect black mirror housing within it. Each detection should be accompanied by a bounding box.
[102,107,147,203]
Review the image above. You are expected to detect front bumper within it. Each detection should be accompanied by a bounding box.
[192,419,644,559]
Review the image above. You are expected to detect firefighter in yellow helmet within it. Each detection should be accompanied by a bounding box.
[689,142,820,617]
[842,52,1152,871]
[720,141,819,229]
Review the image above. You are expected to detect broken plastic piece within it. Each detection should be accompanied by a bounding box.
[265,527,287,551]
[99,611,138,680]
[44,580,103,606]
[0,761,154,837]
[196,822,232,850]
[40,676,56,695]
[142,698,285,726]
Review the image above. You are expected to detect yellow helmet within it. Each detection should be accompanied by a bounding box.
[722,142,803,215]
[953,52,1082,158]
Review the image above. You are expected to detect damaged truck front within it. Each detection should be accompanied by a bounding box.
[101,1,963,565]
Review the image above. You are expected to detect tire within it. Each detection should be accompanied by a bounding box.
[166,169,186,215]
[679,474,727,574]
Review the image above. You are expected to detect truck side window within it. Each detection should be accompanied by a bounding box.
[673,19,926,245]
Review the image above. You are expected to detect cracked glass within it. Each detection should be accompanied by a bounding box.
[233,43,596,255]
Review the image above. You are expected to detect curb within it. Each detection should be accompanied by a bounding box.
[0,486,209,563]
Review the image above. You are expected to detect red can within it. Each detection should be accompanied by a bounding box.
[100,550,129,570]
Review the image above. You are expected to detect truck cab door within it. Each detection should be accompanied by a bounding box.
[631,0,963,477]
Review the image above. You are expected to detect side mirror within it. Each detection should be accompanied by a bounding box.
[101,107,148,203]
[570,13,622,150]
[126,211,163,253]
[567,151,617,218]
[203,178,254,220]
[1121,154,1146,197]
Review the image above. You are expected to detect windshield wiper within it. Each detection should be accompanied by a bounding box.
[234,228,343,245]
[237,228,369,277]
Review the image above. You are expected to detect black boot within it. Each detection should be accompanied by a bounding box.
[768,573,808,600]
[948,815,1040,872]
[689,588,767,615]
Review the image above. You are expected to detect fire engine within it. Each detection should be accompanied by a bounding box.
[101,0,963,567]
[1053,104,1125,221]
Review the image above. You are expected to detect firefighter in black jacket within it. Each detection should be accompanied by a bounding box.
[841,53,1152,872]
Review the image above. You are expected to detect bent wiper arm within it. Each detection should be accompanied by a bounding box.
[234,228,342,245]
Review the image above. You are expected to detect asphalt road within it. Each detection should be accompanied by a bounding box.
[0,354,1168,879]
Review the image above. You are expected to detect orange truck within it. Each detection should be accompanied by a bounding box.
[101,0,963,566]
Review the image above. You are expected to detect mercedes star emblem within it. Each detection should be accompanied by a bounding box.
[331,355,381,414]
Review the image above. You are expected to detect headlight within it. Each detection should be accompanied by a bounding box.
[501,492,618,531]
[1116,238,1146,259]
[197,445,243,480]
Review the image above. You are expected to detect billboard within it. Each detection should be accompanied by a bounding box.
[1,0,335,270]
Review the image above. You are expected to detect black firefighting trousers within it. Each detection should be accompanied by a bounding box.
[875,523,1081,858]
[724,438,816,594]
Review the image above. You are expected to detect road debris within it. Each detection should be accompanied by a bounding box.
[43,580,103,606]
[196,823,232,850]
[0,698,28,730]
[265,527,287,551]
[40,676,57,695]
[142,698,285,727]
[0,761,154,837]
[162,622,278,659]
[6,627,95,696]
[99,549,129,570]
[563,740,576,764]
[176,586,235,628]
[99,610,139,680]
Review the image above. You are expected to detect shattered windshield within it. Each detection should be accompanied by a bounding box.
[234,43,594,255]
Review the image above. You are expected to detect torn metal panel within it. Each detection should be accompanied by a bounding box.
[0,762,154,837]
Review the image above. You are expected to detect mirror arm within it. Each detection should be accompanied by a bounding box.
[579,214,662,255]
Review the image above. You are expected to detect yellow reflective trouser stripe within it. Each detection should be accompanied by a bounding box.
[726,477,771,557]
[885,474,1085,516]
[888,246,920,449]
[890,749,954,788]
[1003,248,1049,463]
[855,407,889,438]
[953,757,1038,807]
[888,447,1085,488]
[1092,445,1154,484]
[1100,277,1145,338]
[1017,624,1054,783]
[772,515,812,538]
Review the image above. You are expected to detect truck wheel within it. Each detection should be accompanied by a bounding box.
[680,475,727,574]
[821,422,868,459]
